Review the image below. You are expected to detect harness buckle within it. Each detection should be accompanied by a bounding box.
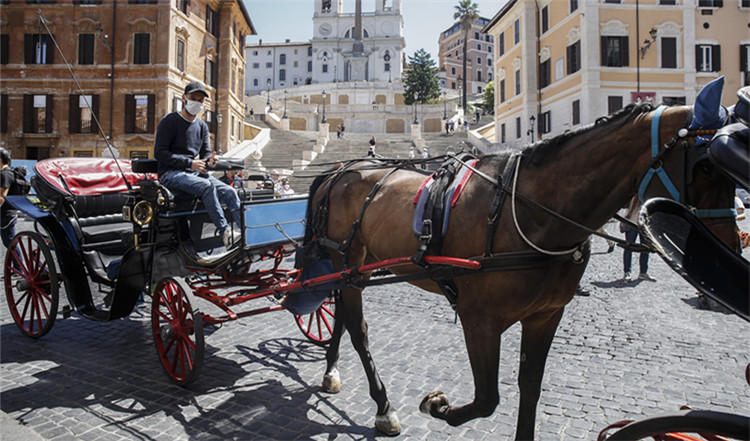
[419,219,433,242]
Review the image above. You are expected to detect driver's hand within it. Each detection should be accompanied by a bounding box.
[191,159,207,173]
[207,152,218,167]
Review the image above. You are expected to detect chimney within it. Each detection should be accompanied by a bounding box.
[286,39,290,43]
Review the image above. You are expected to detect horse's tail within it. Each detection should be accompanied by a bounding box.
[302,167,337,245]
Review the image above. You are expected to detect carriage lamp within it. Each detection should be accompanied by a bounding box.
[133,200,153,226]
[639,28,658,59]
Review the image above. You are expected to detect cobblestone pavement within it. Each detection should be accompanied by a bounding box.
[1,217,748,440]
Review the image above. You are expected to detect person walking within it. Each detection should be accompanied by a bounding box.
[154,81,241,249]
[0,148,19,249]
[367,136,376,157]
[620,197,655,282]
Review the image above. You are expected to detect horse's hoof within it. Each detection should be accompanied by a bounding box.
[322,368,342,393]
[419,391,448,414]
[375,409,402,436]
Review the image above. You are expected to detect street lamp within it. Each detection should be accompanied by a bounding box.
[412,92,418,125]
[283,89,288,119]
[640,28,658,59]
[527,114,536,143]
[216,112,223,154]
[334,65,337,83]
[457,76,462,110]
[321,90,327,123]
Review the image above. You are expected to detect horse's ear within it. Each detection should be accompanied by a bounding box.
[690,75,727,131]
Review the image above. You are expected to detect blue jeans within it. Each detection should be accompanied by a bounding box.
[1,210,17,248]
[623,229,649,274]
[160,170,241,233]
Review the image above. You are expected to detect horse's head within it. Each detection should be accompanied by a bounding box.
[639,77,738,249]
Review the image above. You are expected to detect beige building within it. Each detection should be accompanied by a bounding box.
[0,0,254,160]
[438,16,494,95]
[483,0,750,149]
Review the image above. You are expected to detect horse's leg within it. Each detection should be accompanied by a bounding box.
[340,285,401,435]
[322,290,346,393]
[515,308,565,441]
[420,317,502,426]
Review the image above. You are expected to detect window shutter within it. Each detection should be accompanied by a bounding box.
[712,45,721,71]
[147,94,156,133]
[567,45,573,74]
[621,36,629,67]
[45,36,54,64]
[23,95,33,133]
[741,45,748,72]
[24,35,34,64]
[45,94,54,133]
[600,36,607,66]
[91,94,100,133]
[124,94,134,133]
[69,94,79,133]
[695,45,702,71]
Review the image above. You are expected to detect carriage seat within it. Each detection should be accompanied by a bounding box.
[708,123,749,190]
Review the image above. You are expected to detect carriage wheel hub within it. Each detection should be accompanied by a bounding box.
[160,324,175,342]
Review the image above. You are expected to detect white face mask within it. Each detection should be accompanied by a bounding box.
[185,99,204,116]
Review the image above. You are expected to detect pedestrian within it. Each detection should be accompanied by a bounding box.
[0,148,19,249]
[475,110,480,123]
[464,120,469,132]
[421,147,429,170]
[279,178,295,198]
[336,124,341,139]
[409,146,415,160]
[620,197,655,282]
[445,121,449,135]
[340,123,346,138]
[219,169,243,189]
[249,107,254,120]
[154,80,242,249]
[367,136,376,157]
[450,121,455,133]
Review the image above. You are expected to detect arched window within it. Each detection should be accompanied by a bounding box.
[477,70,482,81]
[280,54,286,65]
[279,69,286,81]
[344,27,369,39]
[253,78,258,86]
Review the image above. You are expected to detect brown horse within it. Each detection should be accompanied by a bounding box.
[302,103,738,439]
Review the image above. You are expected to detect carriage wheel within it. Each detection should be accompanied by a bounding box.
[151,277,204,386]
[600,410,750,441]
[294,294,336,347]
[3,232,59,338]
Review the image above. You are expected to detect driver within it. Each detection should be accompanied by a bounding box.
[154,81,241,249]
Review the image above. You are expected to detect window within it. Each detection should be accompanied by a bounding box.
[280,54,286,65]
[1,94,8,134]
[252,50,258,56]
[322,64,328,73]
[659,0,676,4]
[698,0,723,6]
[385,62,391,71]
[23,94,53,133]
[607,96,623,115]
[604,0,621,3]
[501,123,506,143]
[25,34,54,64]
[570,0,578,13]
[206,6,219,37]
[451,67,456,75]
[742,45,750,86]
[514,19,520,44]
[696,44,721,72]
[78,34,94,65]
[321,0,331,11]
[265,62,272,68]
[308,61,312,72]
[477,57,482,65]
[253,78,258,87]
[477,44,482,51]
[128,0,157,3]
[133,33,150,64]
[601,36,629,67]
[474,32,480,40]
[477,70,482,82]
[663,96,686,106]
[179,0,189,13]
[252,62,259,69]
[540,111,551,134]
[279,69,286,81]
[125,94,155,134]
[541,6,549,33]
[0,34,7,65]
[172,96,182,113]
[515,69,521,95]
[308,46,312,56]
[206,59,217,87]
[69,94,99,134]
[293,61,298,68]
[498,32,505,56]
[572,100,580,125]
[176,40,185,72]
[661,37,677,68]
[539,59,551,88]
[515,117,521,139]
[567,40,581,74]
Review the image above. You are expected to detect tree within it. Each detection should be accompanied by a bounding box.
[454,0,479,113]
[403,48,440,105]
[483,81,494,114]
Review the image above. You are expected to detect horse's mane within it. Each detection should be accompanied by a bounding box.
[522,102,656,166]
[302,167,338,244]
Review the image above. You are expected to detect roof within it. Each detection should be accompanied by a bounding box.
[235,0,256,35]
[482,0,519,34]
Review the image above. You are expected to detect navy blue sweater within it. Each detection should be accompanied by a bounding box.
[154,112,211,176]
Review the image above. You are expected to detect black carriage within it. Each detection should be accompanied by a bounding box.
[3,157,335,385]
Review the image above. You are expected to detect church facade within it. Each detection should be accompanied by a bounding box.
[245,0,405,96]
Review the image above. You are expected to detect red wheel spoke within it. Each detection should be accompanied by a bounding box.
[318,309,333,335]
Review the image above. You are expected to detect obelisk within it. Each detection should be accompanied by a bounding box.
[349,0,367,81]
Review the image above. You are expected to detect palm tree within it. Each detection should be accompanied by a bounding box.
[454,0,479,113]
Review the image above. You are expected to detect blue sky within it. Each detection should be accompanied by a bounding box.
[242,1,508,60]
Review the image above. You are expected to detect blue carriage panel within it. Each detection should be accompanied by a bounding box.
[243,198,307,248]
